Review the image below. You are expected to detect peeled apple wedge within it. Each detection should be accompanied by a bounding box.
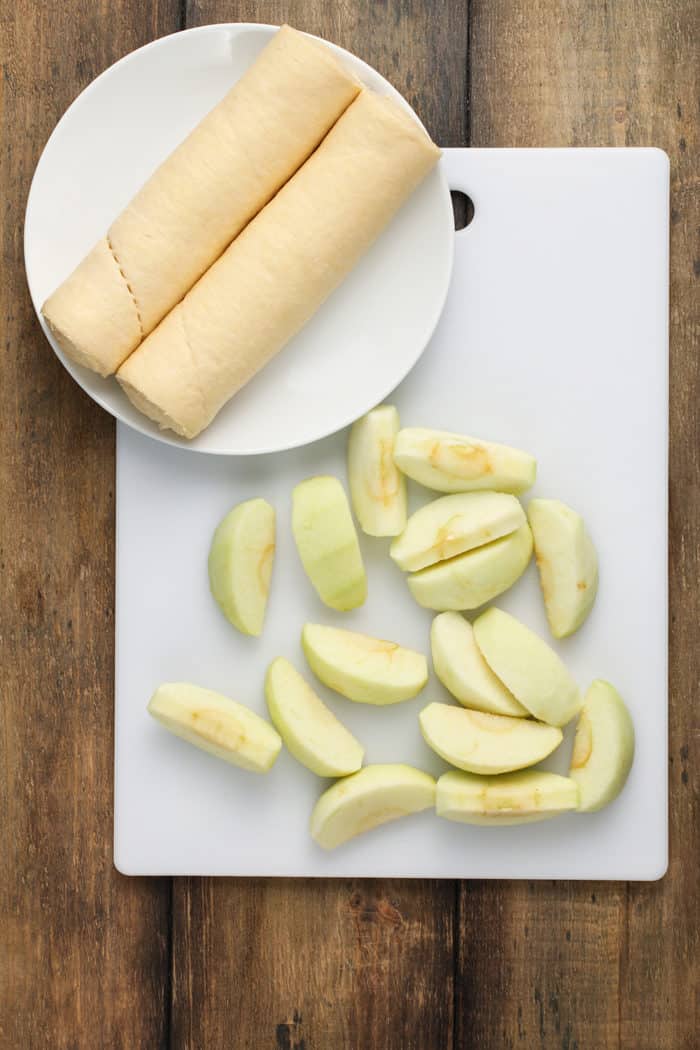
[407,522,533,611]
[430,612,528,716]
[310,763,436,849]
[292,475,367,611]
[528,498,599,638]
[265,657,364,777]
[148,683,282,773]
[394,427,536,494]
[390,491,525,572]
[347,405,406,537]
[208,497,275,636]
[569,680,635,811]
[302,622,428,705]
[420,702,562,774]
[473,607,582,727]
[436,769,579,825]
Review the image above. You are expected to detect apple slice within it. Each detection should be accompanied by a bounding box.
[302,622,428,705]
[148,683,282,773]
[420,702,562,774]
[292,475,367,611]
[347,405,407,537]
[390,491,525,572]
[407,522,533,611]
[569,680,635,811]
[473,607,581,727]
[208,497,275,636]
[528,498,599,638]
[436,769,579,825]
[265,657,364,777]
[430,612,528,716]
[310,763,436,849]
[394,427,536,494]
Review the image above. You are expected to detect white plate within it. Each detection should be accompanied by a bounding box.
[24,23,454,455]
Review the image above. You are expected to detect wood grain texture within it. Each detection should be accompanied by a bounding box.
[458,882,626,1048]
[169,4,467,1050]
[0,2,179,1048]
[459,2,699,1048]
[172,877,454,1050]
[2,3,696,1048]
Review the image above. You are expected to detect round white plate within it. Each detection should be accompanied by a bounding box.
[24,23,454,455]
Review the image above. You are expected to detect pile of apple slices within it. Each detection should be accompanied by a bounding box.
[147,405,635,851]
[147,624,634,847]
[206,409,598,636]
[423,611,634,822]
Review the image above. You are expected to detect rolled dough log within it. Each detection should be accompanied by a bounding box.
[41,26,360,377]
[117,90,441,439]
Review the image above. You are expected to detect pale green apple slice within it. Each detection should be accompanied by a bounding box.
[394,427,536,494]
[302,623,428,705]
[148,683,282,773]
[390,491,525,572]
[347,405,407,537]
[436,769,579,825]
[265,657,364,777]
[569,680,635,811]
[407,522,533,611]
[430,612,528,716]
[473,607,581,727]
[528,498,599,638]
[292,475,367,611]
[310,764,436,849]
[208,497,275,636]
[420,702,562,774]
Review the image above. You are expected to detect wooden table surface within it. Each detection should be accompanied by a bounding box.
[1,1,697,1047]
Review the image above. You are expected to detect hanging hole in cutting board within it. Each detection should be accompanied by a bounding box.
[451,190,475,231]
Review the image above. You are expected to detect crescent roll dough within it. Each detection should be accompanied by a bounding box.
[117,91,441,439]
[41,26,359,376]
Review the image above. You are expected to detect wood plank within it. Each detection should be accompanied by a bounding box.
[170,4,468,1049]
[458,881,625,1048]
[173,877,455,1050]
[459,2,699,1048]
[0,3,179,1047]
[620,2,699,1045]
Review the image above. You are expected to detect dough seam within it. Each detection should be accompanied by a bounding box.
[178,305,208,425]
[106,233,144,340]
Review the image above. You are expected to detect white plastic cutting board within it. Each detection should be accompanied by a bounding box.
[115,147,669,879]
